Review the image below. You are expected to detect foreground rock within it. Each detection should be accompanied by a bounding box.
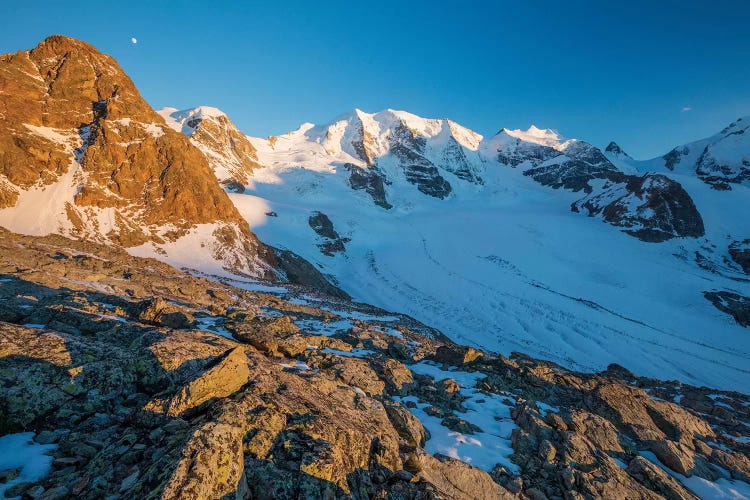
[0,229,748,499]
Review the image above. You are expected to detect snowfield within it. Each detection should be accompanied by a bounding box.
[0,432,57,498]
[242,168,750,391]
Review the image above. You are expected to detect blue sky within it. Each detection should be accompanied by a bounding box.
[3,0,749,158]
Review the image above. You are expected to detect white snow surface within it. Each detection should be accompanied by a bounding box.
[0,432,57,499]
[396,361,518,472]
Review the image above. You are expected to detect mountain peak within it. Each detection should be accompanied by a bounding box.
[498,125,565,149]
[35,34,99,53]
[605,141,632,159]
[158,105,262,188]
[158,106,228,134]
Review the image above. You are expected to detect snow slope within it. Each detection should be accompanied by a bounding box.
[179,107,750,392]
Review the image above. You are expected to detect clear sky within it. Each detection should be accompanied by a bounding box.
[3,0,749,158]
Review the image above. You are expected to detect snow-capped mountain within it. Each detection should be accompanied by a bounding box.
[248,108,486,207]
[166,104,750,392]
[482,125,624,192]
[646,116,750,189]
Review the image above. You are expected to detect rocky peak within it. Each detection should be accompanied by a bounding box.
[605,141,632,159]
[326,109,381,166]
[22,35,154,127]
[0,36,277,277]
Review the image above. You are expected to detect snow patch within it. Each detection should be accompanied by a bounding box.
[0,432,57,499]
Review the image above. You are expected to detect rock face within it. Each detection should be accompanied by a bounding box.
[605,141,632,160]
[344,163,392,209]
[0,35,275,277]
[0,228,748,499]
[438,136,484,184]
[572,173,706,242]
[704,290,750,327]
[308,211,350,256]
[389,122,453,199]
[729,239,750,274]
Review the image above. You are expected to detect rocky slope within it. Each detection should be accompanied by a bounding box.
[0,228,748,499]
[571,173,704,242]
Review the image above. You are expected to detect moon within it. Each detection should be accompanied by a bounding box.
[131,37,138,44]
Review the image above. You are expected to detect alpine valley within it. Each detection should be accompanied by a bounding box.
[0,36,749,500]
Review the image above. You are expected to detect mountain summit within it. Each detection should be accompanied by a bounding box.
[605,141,632,159]
[158,106,262,191]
